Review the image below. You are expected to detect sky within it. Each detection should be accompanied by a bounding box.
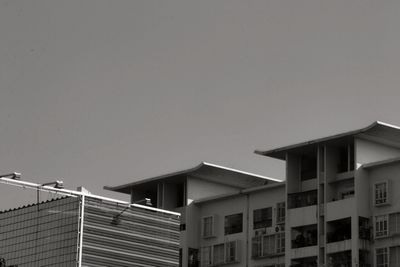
[1,0,400,210]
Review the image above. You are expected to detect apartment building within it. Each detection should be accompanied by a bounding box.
[105,162,284,267]
[0,179,180,267]
[104,120,400,267]
[195,182,285,267]
[255,121,400,267]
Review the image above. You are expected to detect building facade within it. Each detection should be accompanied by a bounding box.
[105,162,285,267]
[256,121,400,267]
[195,183,285,267]
[0,180,180,267]
[106,121,400,267]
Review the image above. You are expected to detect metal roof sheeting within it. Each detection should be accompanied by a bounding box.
[81,197,180,267]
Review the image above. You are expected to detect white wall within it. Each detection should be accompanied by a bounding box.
[356,138,400,167]
[186,176,240,204]
[365,163,400,266]
[196,185,286,267]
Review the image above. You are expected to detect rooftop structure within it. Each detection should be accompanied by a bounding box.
[0,178,180,267]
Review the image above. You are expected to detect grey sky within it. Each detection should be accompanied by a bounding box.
[1,0,400,209]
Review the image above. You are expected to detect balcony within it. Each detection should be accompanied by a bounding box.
[292,225,317,250]
[326,198,355,221]
[288,190,317,209]
[327,250,351,267]
[327,218,351,244]
[288,205,317,227]
[290,246,318,260]
[290,256,318,267]
[326,239,351,254]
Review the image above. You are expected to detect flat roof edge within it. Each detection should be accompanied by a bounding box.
[0,177,180,216]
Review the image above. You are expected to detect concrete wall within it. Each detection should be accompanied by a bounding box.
[248,186,286,267]
[196,185,285,267]
[364,162,400,266]
[198,195,247,267]
[356,138,400,167]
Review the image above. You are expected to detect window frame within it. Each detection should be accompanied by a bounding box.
[225,240,238,263]
[200,246,212,267]
[201,241,239,266]
[224,213,243,235]
[389,212,400,236]
[201,215,216,238]
[374,180,389,206]
[376,247,389,267]
[253,207,273,229]
[251,233,285,258]
[276,202,286,224]
[212,243,225,265]
[375,215,389,238]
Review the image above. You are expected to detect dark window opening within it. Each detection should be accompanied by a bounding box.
[253,207,272,229]
[225,213,243,235]
[300,153,317,181]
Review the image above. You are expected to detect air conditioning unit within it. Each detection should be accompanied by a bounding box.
[255,229,266,236]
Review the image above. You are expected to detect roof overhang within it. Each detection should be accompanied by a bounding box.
[104,162,281,195]
[255,121,400,160]
[362,157,400,170]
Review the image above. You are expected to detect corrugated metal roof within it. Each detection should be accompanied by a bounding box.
[0,196,70,214]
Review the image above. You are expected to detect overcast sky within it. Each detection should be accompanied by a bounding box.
[1,0,400,210]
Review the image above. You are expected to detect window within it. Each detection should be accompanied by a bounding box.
[202,216,215,238]
[390,213,400,236]
[375,181,389,205]
[252,233,285,258]
[252,236,262,258]
[253,207,272,229]
[276,202,285,224]
[225,241,238,263]
[390,246,400,266]
[225,213,243,235]
[376,247,388,267]
[262,234,275,256]
[201,241,239,266]
[213,244,224,265]
[200,246,212,267]
[188,248,199,267]
[376,215,388,238]
[276,232,285,254]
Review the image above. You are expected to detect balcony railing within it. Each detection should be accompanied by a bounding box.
[288,190,318,209]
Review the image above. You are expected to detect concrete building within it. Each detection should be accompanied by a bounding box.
[195,182,286,267]
[105,162,285,267]
[0,178,180,267]
[255,121,400,267]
